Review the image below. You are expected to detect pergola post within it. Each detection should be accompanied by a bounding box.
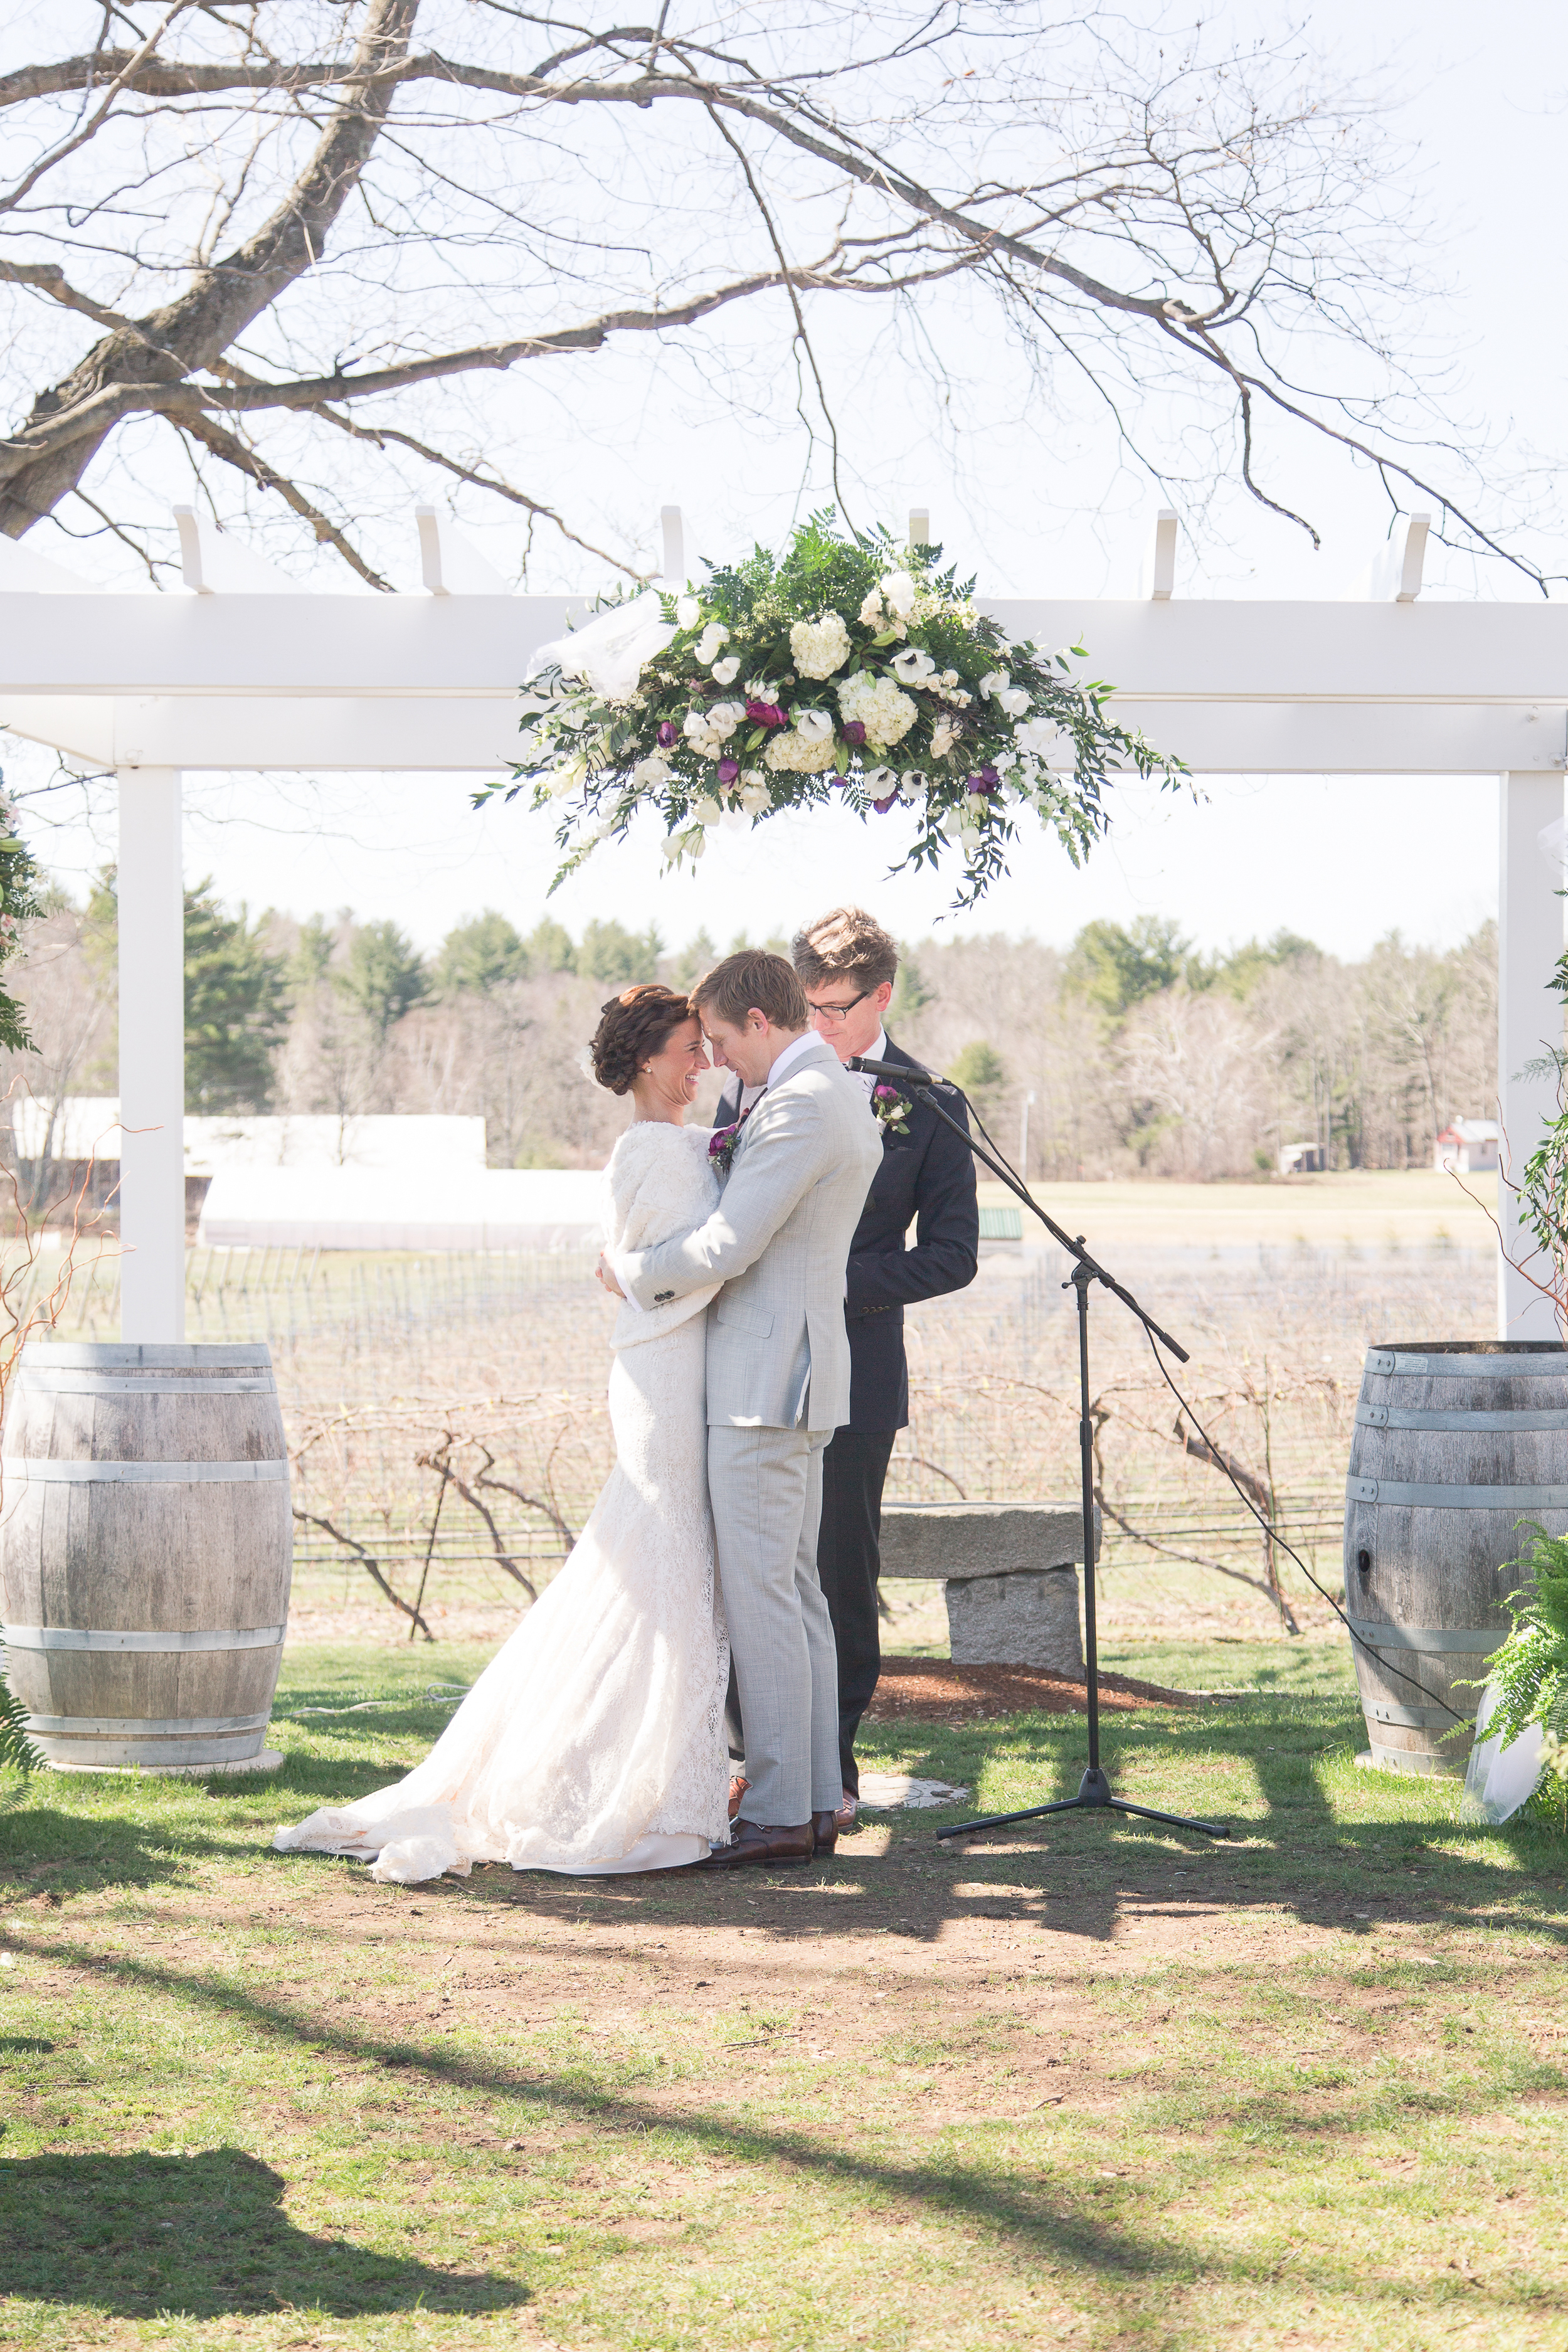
[116,766,186,1342]
[1496,769,1565,1340]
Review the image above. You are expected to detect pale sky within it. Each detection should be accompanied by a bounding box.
[3,0,1560,962]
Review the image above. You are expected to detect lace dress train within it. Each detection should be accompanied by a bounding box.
[274,1125,729,1882]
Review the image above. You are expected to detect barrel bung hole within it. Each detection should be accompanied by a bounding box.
[1357,1549,1372,1577]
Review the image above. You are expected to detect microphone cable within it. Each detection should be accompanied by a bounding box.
[926,1071,1469,1729]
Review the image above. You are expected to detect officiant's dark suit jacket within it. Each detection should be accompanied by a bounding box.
[714,1029,980,1431]
[716,1028,979,1792]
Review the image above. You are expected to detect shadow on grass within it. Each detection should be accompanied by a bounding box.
[0,2146,525,2319]
[7,1935,1557,2336]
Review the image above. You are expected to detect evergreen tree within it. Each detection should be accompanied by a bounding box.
[524,918,576,975]
[437,911,528,997]
[184,881,290,1111]
[86,867,290,1111]
[334,920,429,1039]
[578,919,662,988]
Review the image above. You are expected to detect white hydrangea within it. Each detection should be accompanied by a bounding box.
[837,670,918,750]
[765,725,842,774]
[789,611,852,679]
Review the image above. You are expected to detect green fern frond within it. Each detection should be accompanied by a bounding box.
[0,1665,42,1774]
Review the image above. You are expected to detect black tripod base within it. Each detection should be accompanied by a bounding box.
[937,1765,1229,1843]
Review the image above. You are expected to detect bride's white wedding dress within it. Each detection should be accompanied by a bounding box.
[273,1121,729,1882]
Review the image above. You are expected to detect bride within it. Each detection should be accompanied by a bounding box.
[274,983,731,1882]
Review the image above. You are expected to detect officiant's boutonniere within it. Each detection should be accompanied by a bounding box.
[708,1111,750,1177]
[871,1081,913,1138]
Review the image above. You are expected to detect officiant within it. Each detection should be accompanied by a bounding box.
[714,907,979,1828]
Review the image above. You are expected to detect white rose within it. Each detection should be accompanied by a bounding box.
[941,670,959,689]
[707,701,746,740]
[709,656,741,686]
[999,687,1032,718]
[930,714,960,760]
[676,596,701,630]
[858,589,886,627]
[697,622,730,664]
[795,709,835,745]
[980,670,1009,701]
[682,708,712,743]
[693,797,722,827]
[738,780,771,813]
[891,647,936,684]
[880,571,916,617]
[632,753,671,787]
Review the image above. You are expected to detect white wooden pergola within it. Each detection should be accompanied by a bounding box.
[1,504,1563,1344]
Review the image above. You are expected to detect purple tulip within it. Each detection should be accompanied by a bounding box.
[978,765,999,787]
[966,770,999,797]
[840,719,867,746]
[745,697,786,728]
[658,720,677,747]
[718,756,740,785]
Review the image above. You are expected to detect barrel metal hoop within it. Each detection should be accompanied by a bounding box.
[23,1710,271,1737]
[2,1623,285,1653]
[1354,1403,1568,1432]
[16,1374,277,1396]
[1347,1617,1504,1655]
[1347,1476,1568,1508]
[1365,1349,1568,1379]
[20,1342,273,1369]
[1,1456,287,1484]
[1366,1702,1463,1728]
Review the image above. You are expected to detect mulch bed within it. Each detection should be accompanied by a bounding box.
[866,1655,1205,1722]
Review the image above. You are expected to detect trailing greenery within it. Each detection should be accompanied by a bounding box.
[1471,1522,1568,1829]
[0,775,46,1052]
[483,512,1184,910]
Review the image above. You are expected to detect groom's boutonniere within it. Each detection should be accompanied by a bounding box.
[871,1081,913,1138]
[708,1108,751,1177]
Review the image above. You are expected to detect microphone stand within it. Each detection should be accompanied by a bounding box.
[847,1057,1227,1844]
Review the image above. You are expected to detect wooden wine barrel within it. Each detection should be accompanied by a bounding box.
[1343,1340,1568,1776]
[0,1340,292,1773]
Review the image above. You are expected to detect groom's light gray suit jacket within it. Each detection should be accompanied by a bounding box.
[618,1034,882,1431]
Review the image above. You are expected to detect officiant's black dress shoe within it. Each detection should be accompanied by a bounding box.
[696,1819,814,1868]
[810,1810,838,1857]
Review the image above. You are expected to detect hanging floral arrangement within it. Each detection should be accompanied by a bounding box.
[478,512,1181,908]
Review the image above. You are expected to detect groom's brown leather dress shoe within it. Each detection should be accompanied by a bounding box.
[697,1819,814,1869]
[810,1810,838,1857]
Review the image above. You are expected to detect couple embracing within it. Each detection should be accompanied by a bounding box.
[277,912,977,1880]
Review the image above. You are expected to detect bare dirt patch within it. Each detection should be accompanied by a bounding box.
[867,1655,1203,1720]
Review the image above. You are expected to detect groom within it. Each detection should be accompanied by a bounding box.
[603,948,882,1867]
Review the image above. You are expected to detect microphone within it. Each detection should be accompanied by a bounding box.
[845,1054,954,1089]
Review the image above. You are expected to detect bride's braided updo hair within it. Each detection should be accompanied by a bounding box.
[589,982,696,1095]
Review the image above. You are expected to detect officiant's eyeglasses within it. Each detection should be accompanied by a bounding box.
[806,987,875,1027]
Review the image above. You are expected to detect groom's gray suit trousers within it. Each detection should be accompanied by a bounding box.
[708,1422,842,1825]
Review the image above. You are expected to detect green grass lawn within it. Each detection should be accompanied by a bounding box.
[1,1640,1564,2351]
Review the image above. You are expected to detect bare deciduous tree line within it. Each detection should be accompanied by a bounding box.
[1,885,1498,1191]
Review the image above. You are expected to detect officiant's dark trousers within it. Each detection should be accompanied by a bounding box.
[724,1428,896,1799]
[817,1428,897,1798]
